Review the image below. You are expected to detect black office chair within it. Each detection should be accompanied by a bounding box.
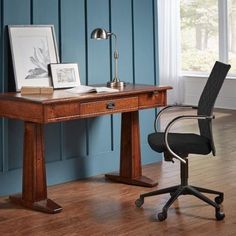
[135,61,231,221]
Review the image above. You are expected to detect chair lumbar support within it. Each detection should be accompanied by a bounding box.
[135,158,225,221]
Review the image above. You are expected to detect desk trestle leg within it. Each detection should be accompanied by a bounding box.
[105,111,158,187]
[9,122,62,213]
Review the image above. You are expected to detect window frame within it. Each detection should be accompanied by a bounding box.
[181,0,236,78]
[218,0,228,64]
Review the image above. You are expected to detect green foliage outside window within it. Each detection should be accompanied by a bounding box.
[181,0,236,74]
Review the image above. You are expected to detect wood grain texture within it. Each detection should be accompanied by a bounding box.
[0,84,171,123]
[80,96,138,117]
[9,122,62,213]
[0,108,235,235]
[0,84,170,212]
[106,111,158,187]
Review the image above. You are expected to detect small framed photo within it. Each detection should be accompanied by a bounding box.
[50,63,81,88]
[8,25,60,91]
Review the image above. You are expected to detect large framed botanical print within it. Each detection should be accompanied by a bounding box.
[8,25,59,91]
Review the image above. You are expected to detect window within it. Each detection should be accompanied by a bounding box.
[180,0,236,76]
[228,0,236,74]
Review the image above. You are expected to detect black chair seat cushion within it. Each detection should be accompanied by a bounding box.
[148,132,212,155]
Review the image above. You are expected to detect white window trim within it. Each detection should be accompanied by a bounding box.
[218,0,228,63]
[182,74,236,80]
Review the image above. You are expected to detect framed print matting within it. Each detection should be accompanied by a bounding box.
[8,25,60,91]
[50,63,81,89]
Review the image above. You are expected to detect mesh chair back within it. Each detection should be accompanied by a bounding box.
[197,61,231,154]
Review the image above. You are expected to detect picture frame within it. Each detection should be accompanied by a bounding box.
[8,25,60,91]
[50,63,81,88]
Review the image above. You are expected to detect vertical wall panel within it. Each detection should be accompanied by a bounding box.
[133,0,155,84]
[7,121,23,170]
[60,0,86,83]
[87,0,110,84]
[4,0,31,170]
[87,0,112,155]
[3,0,31,24]
[133,0,156,146]
[0,0,3,172]
[110,0,133,84]
[60,0,87,160]
[110,0,133,150]
[62,119,87,159]
[0,0,2,93]
[32,0,61,163]
[3,0,31,91]
[0,0,159,195]
[32,0,59,42]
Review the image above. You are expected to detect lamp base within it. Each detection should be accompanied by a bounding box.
[107,80,126,88]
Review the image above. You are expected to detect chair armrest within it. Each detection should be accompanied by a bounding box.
[164,115,215,164]
[154,105,198,132]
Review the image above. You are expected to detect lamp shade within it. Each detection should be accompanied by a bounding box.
[90,28,109,40]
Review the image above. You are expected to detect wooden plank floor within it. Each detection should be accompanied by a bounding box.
[0,108,236,236]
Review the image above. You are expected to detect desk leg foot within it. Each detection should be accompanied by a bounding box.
[9,194,62,214]
[105,172,158,187]
[114,112,158,188]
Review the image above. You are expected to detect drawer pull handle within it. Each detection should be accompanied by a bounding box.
[106,102,115,109]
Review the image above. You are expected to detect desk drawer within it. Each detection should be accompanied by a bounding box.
[139,91,166,108]
[45,103,80,122]
[80,97,138,117]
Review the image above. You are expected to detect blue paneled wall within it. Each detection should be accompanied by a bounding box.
[0,0,160,195]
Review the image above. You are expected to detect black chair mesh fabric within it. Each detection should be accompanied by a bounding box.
[197,61,231,140]
[148,61,230,157]
[143,61,230,221]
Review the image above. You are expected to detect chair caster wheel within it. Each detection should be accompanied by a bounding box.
[215,210,225,221]
[157,211,167,221]
[135,198,144,208]
[215,195,224,204]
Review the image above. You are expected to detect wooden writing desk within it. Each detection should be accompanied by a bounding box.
[0,84,171,213]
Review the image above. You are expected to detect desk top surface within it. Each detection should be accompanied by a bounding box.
[0,84,172,104]
[0,84,172,123]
